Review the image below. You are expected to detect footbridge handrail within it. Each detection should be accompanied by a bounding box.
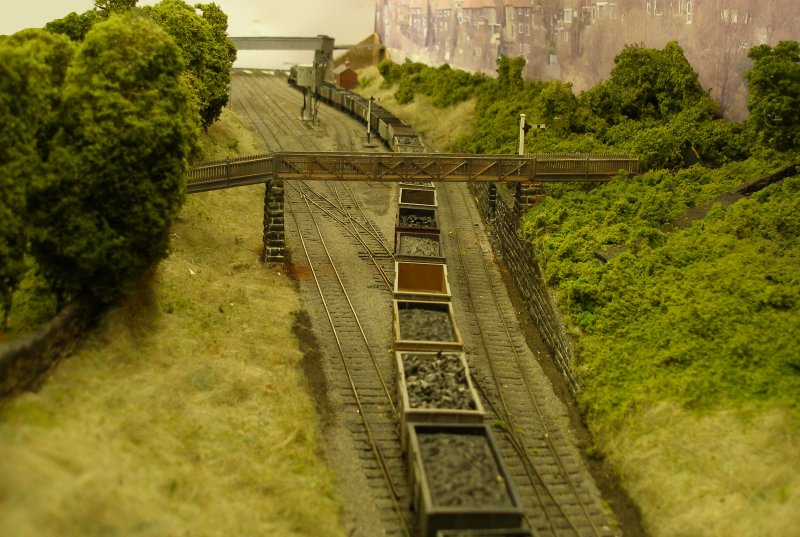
[186,152,640,193]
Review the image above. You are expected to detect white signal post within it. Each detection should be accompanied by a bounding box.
[520,114,546,155]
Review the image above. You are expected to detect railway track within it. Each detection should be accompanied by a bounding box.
[436,182,618,536]
[288,188,412,536]
[230,70,619,536]
[234,71,412,535]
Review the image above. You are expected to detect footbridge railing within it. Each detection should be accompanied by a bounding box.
[187,152,640,193]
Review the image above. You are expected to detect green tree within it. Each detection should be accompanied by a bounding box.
[610,42,709,121]
[44,10,100,42]
[746,41,800,152]
[29,14,198,303]
[95,0,138,16]
[496,56,525,94]
[0,30,73,326]
[146,0,236,130]
[532,81,577,134]
[578,80,623,129]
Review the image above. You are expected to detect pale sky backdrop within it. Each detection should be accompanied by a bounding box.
[1,0,376,68]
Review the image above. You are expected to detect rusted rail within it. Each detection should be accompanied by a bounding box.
[187,152,639,193]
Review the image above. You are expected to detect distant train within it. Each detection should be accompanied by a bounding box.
[287,67,426,154]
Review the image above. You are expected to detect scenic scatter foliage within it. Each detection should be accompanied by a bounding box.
[0,30,74,327]
[574,178,800,427]
[2,0,236,330]
[45,0,237,131]
[145,1,237,130]
[378,59,489,107]
[746,41,800,152]
[377,42,800,428]
[29,14,198,304]
[379,43,753,168]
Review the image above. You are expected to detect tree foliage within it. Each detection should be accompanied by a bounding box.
[146,0,237,130]
[0,30,73,326]
[29,14,198,303]
[609,42,710,121]
[94,0,139,16]
[746,41,800,152]
[45,0,237,131]
[377,59,488,107]
[376,43,749,165]
[44,11,100,42]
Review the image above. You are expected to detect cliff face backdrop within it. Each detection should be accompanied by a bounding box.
[375,0,799,119]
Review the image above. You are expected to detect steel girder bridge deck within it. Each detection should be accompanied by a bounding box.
[186,152,640,193]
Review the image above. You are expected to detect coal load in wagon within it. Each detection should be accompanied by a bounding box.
[393,300,462,352]
[397,206,438,232]
[421,432,511,507]
[396,352,484,450]
[395,231,442,258]
[408,424,524,537]
[403,353,475,410]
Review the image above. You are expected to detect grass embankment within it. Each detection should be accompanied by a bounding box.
[360,62,800,536]
[523,173,800,536]
[356,66,475,151]
[0,109,347,537]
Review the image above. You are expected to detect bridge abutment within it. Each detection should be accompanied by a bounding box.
[263,180,285,263]
[514,182,546,216]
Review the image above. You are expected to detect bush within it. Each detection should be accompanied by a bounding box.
[29,14,198,303]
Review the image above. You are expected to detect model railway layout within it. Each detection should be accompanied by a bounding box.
[232,70,617,536]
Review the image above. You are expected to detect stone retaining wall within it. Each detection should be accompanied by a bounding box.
[0,300,97,404]
[468,183,578,394]
[263,180,286,263]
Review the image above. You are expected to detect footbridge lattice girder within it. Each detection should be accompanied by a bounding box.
[187,152,640,193]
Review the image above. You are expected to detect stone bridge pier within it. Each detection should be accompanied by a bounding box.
[263,180,285,263]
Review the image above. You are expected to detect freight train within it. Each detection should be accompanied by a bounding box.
[290,66,532,536]
[287,67,426,154]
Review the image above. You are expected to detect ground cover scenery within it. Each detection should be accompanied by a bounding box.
[2,1,800,536]
[355,48,800,534]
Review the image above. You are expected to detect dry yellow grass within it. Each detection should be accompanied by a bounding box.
[198,107,265,160]
[605,402,800,537]
[0,113,347,537]
[356,66,476,152]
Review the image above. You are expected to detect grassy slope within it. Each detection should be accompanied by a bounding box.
[0,109,347,537]
[360,69,800,536]
[589,182,800,536]
[356,66,476,152]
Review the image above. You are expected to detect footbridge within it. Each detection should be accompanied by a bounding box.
[186,152,640,194]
